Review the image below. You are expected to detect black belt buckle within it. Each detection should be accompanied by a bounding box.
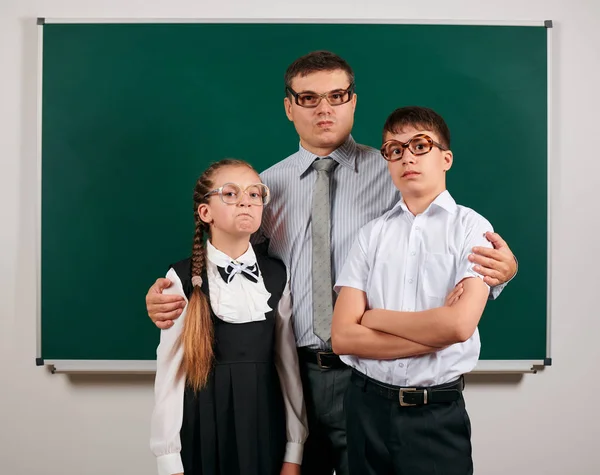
[316,351,334,369]
[399,387,426,407]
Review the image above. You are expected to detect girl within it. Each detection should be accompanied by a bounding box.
[150,159,307,475]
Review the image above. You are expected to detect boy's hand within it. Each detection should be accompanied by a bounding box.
[470,231,517,287]
[145,278,185,329]
[280,462,301,475]
[444,282,464,307]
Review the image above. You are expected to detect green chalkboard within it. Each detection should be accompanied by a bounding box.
[39,21,550,369]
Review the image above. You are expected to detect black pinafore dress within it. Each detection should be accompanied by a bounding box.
[171,250,287,475]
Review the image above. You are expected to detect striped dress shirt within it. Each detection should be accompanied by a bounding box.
[257,135,400,350]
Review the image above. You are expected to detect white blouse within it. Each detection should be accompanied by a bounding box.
[150,242,308,475]
[205,240,273,323]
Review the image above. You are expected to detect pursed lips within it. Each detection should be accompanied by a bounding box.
[317,120,334,127]
[402,170,421,178]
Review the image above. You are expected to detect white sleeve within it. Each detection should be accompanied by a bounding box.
[274,274,308,465]
[150,267,188,475]
[334,224,371,293]
[456,212,494,291]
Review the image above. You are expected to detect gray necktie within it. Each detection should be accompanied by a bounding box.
[311,158,337,343]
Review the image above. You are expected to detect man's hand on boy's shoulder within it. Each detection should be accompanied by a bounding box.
[469,231,517,287]
[145,278,186,329]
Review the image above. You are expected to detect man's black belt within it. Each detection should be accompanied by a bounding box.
[297,348,346,370]
[351,370,464,407]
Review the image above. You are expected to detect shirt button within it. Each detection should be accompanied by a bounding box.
[410,251,416,256]
[398,363,405,368]
[415,226,421,231]
[408,278,414,284]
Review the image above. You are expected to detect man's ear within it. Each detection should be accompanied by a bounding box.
[443,150,453,172]
[284,97,293,121]
[351,92,357,112]
[198,203,212,225]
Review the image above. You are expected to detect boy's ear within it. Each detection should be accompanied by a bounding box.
[198,203,212,225]
[443,150,453,172]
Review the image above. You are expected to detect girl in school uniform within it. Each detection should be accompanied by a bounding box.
[150,159,307,475]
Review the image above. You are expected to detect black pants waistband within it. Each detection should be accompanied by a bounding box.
[297,348,347,370]
[351,369,464,406]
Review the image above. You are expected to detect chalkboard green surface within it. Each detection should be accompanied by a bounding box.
[39,21,550,370]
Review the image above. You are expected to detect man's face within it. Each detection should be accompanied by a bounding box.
[284,69,357,155]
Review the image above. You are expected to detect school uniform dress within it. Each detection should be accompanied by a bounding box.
[334,190,494,475]
[150,241,307,475]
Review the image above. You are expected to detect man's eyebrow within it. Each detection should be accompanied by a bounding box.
[296,85,350,94]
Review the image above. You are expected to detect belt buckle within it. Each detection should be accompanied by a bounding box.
[316,352,333,369]
[399,387,420,407]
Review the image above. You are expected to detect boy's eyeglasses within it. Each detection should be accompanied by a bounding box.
[286,83,355,108]
[203,183,271,206]
[380,134,448,162]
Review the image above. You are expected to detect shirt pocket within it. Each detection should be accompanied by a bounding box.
[423,252,456,300]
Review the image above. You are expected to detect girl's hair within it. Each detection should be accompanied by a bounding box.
[179,158,257,391]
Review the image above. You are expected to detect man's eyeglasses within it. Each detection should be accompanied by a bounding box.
[286,83,355,108]
[380,134,448,162]
[203,183,271,205]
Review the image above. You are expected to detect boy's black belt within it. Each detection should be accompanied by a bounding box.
[351,370,464,407]
[297,348,346,369]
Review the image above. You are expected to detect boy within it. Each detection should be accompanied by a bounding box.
[331,106,492,475]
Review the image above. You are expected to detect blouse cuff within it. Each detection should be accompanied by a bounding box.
[157,453,184,475]
[283,441,304,465]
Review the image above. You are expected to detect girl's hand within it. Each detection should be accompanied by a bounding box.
[280,462,301,475]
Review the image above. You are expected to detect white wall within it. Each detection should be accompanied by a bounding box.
[2,1,600,473]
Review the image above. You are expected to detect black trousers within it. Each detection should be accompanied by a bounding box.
[298,358,351,475]
[345,372,473,475]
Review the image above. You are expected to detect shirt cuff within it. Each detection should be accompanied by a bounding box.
[283,441,304,465]
[157,453,184,475]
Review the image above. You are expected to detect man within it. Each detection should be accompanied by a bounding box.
[145,51,517,475]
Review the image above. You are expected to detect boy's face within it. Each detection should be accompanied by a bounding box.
[284,69,357,155]
[383,127,453,198]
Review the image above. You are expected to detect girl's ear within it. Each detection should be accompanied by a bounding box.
[198,203,212,225]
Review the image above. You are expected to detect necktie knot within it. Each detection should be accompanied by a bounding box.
[312,157,337,174]
[217,261,260,284]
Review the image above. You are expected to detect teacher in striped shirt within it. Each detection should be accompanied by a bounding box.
[145,50,518,475]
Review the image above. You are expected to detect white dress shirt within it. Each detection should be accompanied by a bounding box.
[334,190,493,387]
[150,242,308,475]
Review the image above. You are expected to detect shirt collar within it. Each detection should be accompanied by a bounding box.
[296,135,358,176]
[206,240,257,268]
[391,190,458,216]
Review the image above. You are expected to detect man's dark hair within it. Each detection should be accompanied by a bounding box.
[284,50,354,94]
[382,106,451,149]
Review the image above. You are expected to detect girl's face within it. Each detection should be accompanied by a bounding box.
[198,165,265,240]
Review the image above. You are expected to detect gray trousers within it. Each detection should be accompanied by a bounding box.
[298,359,351,475]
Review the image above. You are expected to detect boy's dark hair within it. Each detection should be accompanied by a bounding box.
[382,106,451,149]
[284,50,355,94]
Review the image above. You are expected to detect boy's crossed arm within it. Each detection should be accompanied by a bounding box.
[361,277,489,348]
[331,286,454,360]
